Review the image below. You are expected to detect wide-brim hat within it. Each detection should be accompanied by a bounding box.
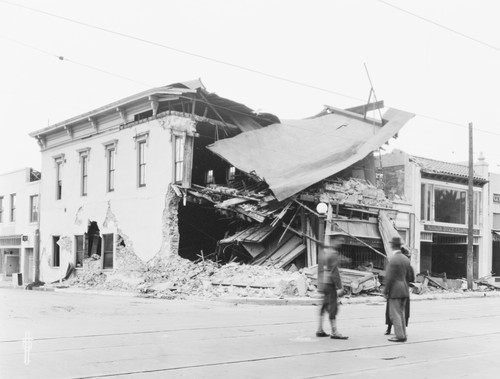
[389,236,403,247]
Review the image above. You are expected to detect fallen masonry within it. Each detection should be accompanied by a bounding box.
[45,254,500,300]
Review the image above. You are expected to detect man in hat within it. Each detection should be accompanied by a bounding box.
[316,235,348,340]
[384,236,414,342]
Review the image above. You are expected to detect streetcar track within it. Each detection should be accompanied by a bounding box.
[65,331,500,378]
[1,312,499,344]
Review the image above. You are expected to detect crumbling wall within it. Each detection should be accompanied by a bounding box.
[149,186,180,265]
[378,165,406,200]
[114,231,147,273]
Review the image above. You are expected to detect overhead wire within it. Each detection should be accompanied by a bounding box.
[1,0,500,139]
[377,0,500,54]
[0,34,153,88]
[0,0,362,101]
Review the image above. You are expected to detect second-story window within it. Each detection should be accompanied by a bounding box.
[53,154,65,200]
[103,140,118,193]
[10,193,16,222]
[107,148,115,192]
[138,140,147,187]
[56,160,62,200]
[30,195,39,223]
[0,196,3,223]
[82,155,88,196]
[174,135,184,183]
[133,132,149,188]
[78,148,90,197]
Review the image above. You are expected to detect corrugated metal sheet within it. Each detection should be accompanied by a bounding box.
[208,108,414,201]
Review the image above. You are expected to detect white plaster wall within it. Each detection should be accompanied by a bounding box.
[38,116,191,282]
[0,168,40,282]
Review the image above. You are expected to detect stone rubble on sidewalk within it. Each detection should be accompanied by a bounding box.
[63,254,312,300]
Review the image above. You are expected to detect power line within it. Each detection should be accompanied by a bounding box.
[2,0,500,139]
[0,34,152,87]
[0,0,362,102]
[377,0,500,54]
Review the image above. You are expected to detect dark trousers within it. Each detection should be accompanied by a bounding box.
[319,283,338,320]
[388,297,408,340]
[386,297,410,327]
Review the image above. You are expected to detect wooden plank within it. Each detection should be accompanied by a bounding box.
[345,100,384,116]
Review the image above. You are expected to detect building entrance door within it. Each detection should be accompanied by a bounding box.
[4,253,20,277]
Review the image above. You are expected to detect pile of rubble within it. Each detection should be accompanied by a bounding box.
[66,254,314,300]
[315,178,393,208]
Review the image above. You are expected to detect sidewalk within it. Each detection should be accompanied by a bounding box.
[3,279,500,306]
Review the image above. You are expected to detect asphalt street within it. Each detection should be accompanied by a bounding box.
[1,288,499,378]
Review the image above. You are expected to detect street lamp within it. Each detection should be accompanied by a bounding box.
[316,202,328,215]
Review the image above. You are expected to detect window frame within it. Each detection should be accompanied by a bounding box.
[78,148,90,197]
[102,233,114,270]
[10,193,16,222]
[206,169,214,185]
[138,141,146,187]
[52,154,65,200]
[75,234,86,268]
[420,180,483,227]
[103,140,118,193]
[173,134,184,184]
[134,132,149,188]
[29,194,39,223]
[53,236,60,267]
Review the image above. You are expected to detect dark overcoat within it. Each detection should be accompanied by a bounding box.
[383,251,414,299]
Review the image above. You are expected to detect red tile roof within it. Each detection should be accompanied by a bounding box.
[409,156,487,182]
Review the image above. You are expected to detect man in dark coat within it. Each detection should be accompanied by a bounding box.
[384,236,414,342]
[385,246,413,335]
[316,235,348,339]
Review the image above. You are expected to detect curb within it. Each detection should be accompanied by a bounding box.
[4,284,500,305]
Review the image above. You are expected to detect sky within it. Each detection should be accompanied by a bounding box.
[1,0,500,175]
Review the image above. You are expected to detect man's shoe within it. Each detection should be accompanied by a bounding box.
[388,337,407,342]
[331,333,348,340]
[316,331,329,337]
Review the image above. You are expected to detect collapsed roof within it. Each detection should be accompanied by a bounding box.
[30,79,280,139]
[207,106,415,201]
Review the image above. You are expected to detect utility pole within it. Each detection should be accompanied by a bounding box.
[467,122,474,290]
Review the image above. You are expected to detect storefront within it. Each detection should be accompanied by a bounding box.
[0,235,22,280]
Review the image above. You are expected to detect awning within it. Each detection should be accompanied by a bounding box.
[207,107,414,201]
[329,220,381,239]
[493,231,500,242]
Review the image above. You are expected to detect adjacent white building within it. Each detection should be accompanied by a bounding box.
[29,80,275,283]
[0,168,40,283]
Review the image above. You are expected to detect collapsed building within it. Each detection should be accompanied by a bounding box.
[29,79,414,286]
